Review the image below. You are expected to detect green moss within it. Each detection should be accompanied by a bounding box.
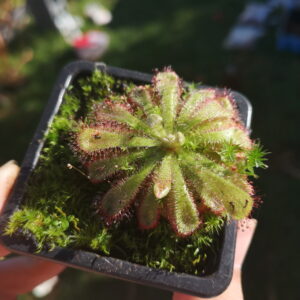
[5,70,225,275]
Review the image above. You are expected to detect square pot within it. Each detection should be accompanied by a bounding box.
[0,61,252,298]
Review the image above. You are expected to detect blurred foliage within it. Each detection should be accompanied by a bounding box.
[1,0,300,299]
[0,0,28,90]
[0,0,25,21]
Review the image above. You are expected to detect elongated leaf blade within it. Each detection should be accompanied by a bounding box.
[130,87,160,116]
[77,127,158,153]
[178,89,215,123]
[77,127,129,152]
[196,128,251,149]
[180,98,234,131]
[193,116,233,132]
[155,70,180,132]
[100,161,157,223]
[95,102,155,136]
[215,91,237,117]
[153,154,172,199]
[197,169,253,219]
[87,151,145,183]
[126,136,160,147]
[137,185,160,229]
[189,118,252,149]
[167,161,200,236]
[179,155,225,215]
[180,152,253,218]
[229,174,254,195]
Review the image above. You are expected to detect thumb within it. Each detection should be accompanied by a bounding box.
[0,160,20,212]
[173,218,257,300]
[234,218,257,270]
[0,160,20,257]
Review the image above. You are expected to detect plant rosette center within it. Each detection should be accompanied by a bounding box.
[72,68,267,237]
[160,132,185,152]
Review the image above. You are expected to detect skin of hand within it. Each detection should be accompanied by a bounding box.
[173,218,257,300]
[0,160,66,300]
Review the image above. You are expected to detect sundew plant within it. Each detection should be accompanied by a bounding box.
[5,68,267,275]
[72,68,267,236]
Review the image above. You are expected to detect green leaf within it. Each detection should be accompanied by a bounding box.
[230,127,252,149]
[167,161,200,236]
[192,116,232,132]
[126,136,160,147]
[87,151,145,182]
[243,142,269,176]
[130,87,160,116]
[180,152,225,175]
[179,152,253,218]
[228,173,253,195]
[178,89,215,123]
[188,118,252,149]
[219,142,242,164]
[179,98,234,131]
[77,127,128,152]
[195,168,253,219]
[100,161,157,222]
[77,127,158,153]
[95,102,155,136]
[215,92,237,116]
[155,70,180,132]
[137,185,160,229]
[153,154,172,199]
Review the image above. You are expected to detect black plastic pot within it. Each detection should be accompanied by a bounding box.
[0,61,252,298]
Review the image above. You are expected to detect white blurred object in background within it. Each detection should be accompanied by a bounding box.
[73,30,110,60]
[84,3,112,25]
[223,2,272,49]
[32,276,59,298]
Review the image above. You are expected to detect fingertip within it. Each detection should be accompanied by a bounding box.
[0,256,66,295]
[234,218,258,269]
[0,244,10,257]
[0,160,20,213]
[238,218,257,234]
[0,160,20,178]
[247,218,257,229]
[0,160,18,169]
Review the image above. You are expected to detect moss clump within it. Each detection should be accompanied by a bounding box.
[5,69,237,275]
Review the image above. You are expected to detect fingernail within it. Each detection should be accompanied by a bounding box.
[1,160,17,170]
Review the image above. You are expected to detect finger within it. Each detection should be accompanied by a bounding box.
[234,218,257,270]
[32,276,59,298]
[0,160,20,257]
[173,293,201,300]
[173,219,257,300]
[0,256,65,296]
[0,160,20,212]
[0,161,66,298]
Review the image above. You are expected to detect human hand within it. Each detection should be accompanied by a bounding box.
[0,160,66,300]
[173,218,257,300]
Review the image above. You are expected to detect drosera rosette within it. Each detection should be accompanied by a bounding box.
[71,68,268,237]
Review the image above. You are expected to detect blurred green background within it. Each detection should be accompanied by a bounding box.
[1,0,299,299]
